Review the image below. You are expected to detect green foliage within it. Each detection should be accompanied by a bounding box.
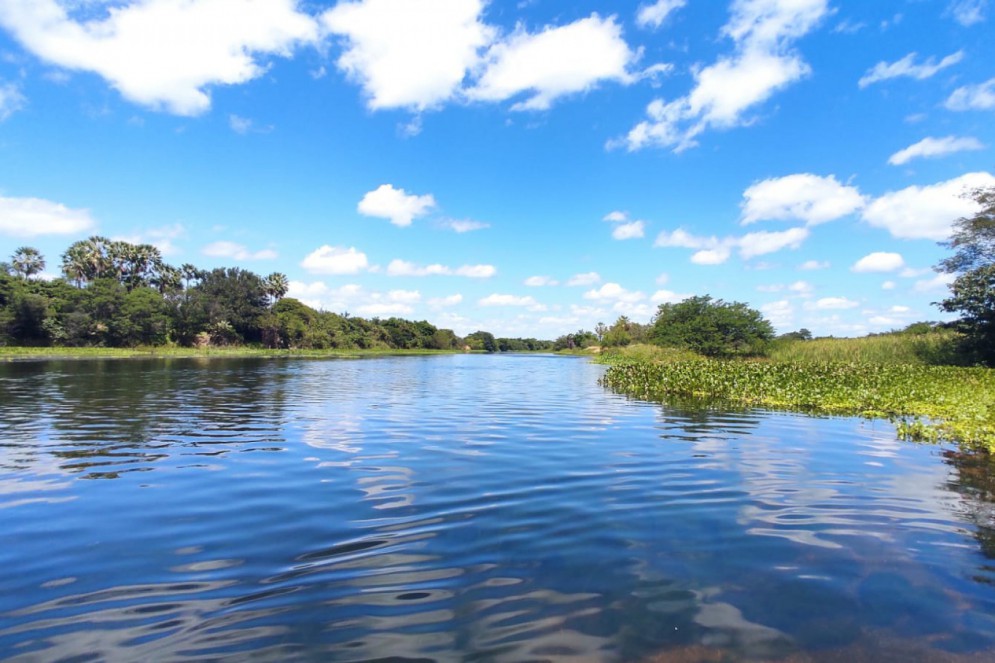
[936,186,995,365]
[10,247,45,279]
[939,265,995,364]
[600,355,995,452]
[465,330,497,353]
[651,295,774,357]
[553,329,598,351]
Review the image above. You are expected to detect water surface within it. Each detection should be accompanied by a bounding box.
[1,354,994,661]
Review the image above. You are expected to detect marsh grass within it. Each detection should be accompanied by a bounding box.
[769,330,965,366]
[599,343,995,452]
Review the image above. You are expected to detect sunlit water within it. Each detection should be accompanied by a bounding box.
[1,354,994,662]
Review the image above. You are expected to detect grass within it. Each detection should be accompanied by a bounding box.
[0,346,461,361]
[769,329,965,366]
[598,342,995,453]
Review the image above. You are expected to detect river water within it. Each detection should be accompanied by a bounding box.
[1,354,994,662]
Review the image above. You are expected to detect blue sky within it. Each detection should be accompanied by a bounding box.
[0,0,993,338]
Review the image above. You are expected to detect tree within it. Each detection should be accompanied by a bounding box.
[936,187,995,364]
[11,247,45,279]
[264,272,289,304]
[651,295,774,357]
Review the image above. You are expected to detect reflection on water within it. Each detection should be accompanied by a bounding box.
[1,355,994,661]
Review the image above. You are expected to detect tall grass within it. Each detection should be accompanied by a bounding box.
[769,330,964,366]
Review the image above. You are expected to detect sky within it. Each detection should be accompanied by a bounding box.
[0,0,993,339]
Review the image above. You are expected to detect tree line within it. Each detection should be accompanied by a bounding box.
[0,237,540,352]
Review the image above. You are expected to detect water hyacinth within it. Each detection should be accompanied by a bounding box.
[600,356,995,452]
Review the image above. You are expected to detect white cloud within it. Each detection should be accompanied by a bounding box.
[0,0,318,116]
[656,273,670,285]
[882,280,896,290]
[0,81,26,120]
[478,293,542,309]
[789,280,813,295]
[852,252,905,273]
[858,51,963,88]
[229,114,253,134]
[287,281,424,316]
[914,272,956,293]
[761,299,794,330]
[566,271,601,286]
[202,240,276,261]
[656,225,808,264]
[115,223,187,256]
[741,173,866,225]
[947,0,988,26]
[386,259,450,276]
[637,0,686,29]
[454,264,496,278]
[651,288,688,304]
[738,227,809,259]
[583,282,645,303]
[813,296,859,310]
[468,14,638,111]
[0,195,95,237]
[612,220,645,240]
[946,78,995,111]
[428,293,462,308]
[524,275,558,287]
[620,0,829,151]
[603,210,628,222]
[385,259,495,278]
[441,218,489,233]
[888,136,984,165]
[301,245,370,274]
[799,259,829,270]
[358,184,436,227]
[861,172,995,240]
[322,0,493,111]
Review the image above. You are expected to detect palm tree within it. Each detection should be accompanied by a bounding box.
[264,272,289,304]
[11,247,45,279]
[61,242,90,286]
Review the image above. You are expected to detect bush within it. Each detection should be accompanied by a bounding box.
[651,295,774,357]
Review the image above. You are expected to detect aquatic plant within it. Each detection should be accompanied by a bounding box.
[600,354,995,452]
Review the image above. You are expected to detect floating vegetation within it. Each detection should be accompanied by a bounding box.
[600,353,995,452]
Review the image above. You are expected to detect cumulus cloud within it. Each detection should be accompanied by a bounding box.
[799,259,829,270]
[651,288,688,304]
[852,251,905,273]
[946,0,988,26]
[566,272,601,286]
[583,282,646,303]
[612,221,645,240]
[468,14,639,111]
[321,0,492,110]
[0,195,96,237]
[861,171,995,240]
[0,81,26,120]
[386,259,495,278]
[656,226,807,264]
[300,245,370,274]
[202,240,276,261]
[946,78,995,111]
[620,0,829,151]
[858,51,963,88]
[0,0,319,115]
[287,281,423,315]
[524,275,558,286]
[741,173,866,225]
[478,293,543,309]
[761,299,794,330]
[440,218,489,233]
[914,272,956,293]
[888,136,984,165]
[428,293,463,308]
[637,0,686,29]
[358,184,436,226]
[812,296,859,310]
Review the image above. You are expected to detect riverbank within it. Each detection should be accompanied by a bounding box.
[0,346,465,361]
[598,344,995,453]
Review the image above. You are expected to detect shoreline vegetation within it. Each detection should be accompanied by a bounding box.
[597,339,995,453]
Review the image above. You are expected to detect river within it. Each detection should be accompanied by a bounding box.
[1,354,994,661]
